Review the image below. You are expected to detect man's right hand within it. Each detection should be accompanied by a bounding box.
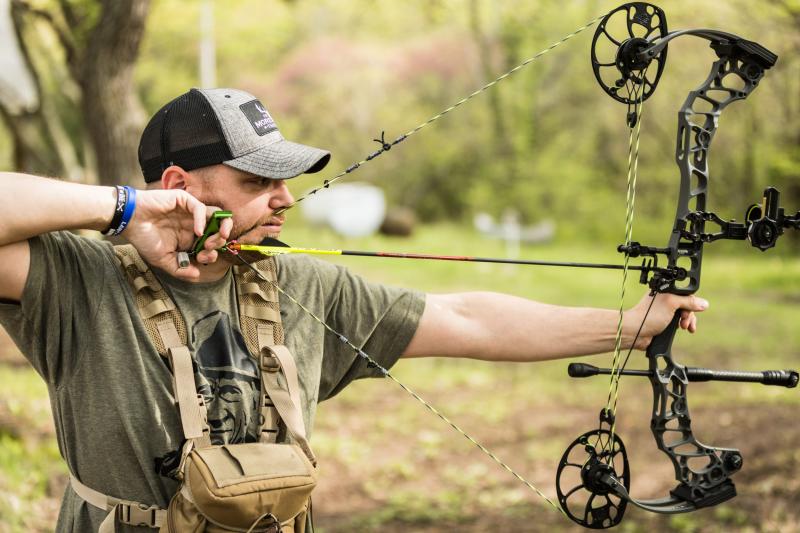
[125,189,233,281]
[0,174,237,301]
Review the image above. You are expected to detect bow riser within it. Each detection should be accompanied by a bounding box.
[668,48,771,295]
[642,312,742,512]
[636,34,775,513]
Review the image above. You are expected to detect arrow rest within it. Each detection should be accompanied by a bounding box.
[615,242,688,292]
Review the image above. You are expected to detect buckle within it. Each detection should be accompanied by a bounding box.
[118,502,161,527]
[259,350,281,373]
[249,513,282,533]
[197,394,210,426]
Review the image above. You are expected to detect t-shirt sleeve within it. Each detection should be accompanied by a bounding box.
[0,231,112,387]
[279,255,425,402]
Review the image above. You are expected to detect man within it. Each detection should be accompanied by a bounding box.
[0,88,707,532]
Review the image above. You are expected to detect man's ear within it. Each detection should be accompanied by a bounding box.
[161,166,190,190]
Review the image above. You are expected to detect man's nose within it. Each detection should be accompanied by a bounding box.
[270,180,294,209]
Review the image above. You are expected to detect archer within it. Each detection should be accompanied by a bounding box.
[0,87,703,532]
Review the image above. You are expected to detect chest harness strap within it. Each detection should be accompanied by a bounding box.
[68,246,313,531]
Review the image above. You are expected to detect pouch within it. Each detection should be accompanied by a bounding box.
[161,442,316,533]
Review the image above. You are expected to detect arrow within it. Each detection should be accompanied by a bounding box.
[225,238,654,272]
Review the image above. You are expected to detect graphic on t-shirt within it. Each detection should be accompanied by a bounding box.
[192,311,262,444]
[154,311,262,479]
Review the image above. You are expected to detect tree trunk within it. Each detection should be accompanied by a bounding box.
[0,106,63,176]
[468,0,516,174]
[0,0,63,176]
[78,0,150,187]
[1,0,152,186]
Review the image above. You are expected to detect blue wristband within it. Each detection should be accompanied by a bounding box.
[114,186,137,235]
[103,186,128,236]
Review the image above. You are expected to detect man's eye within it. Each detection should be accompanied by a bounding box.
[252,178,271,188]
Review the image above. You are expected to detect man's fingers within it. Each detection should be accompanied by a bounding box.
[204,233,226,251]
[196,249,218,264]
[665,294,708,316]
[678,310,698,333]
[172,265,202,281]
[162,254,201,281]
[678,295,706,334]
[182,194,207,237]
[201,214,234,251]
[683,295,709,312]
[219,217,233,240]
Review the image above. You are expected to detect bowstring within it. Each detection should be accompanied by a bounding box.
[230,252,567,516]
[272,13,606,217]
[598,66,650,459]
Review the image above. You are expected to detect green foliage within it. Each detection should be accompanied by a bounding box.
[123,0,799,240]
[1,0,796,239]
[0,122,11,170]
[0,435,65,532]
[60,0,102,49]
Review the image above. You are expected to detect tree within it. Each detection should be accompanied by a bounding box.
[0,0,151,186]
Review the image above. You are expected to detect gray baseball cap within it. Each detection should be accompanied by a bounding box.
[138,88,330,183]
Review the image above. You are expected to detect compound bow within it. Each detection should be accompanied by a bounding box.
[222,3,800,529]
[554,2,800,528]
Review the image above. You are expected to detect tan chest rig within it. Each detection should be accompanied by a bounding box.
[70,246,317,533]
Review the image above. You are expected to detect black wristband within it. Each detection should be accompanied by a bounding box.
[103,186,128,236]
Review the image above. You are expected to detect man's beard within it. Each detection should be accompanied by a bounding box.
[231,221,281,243]
[195,193,279,243]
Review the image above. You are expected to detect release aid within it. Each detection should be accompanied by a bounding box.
[191,210,233,256]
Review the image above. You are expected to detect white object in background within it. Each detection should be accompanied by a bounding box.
[473,211,556,245]
[299,184,336,226]
[300,183,386,238]
[199,0,216,88]
[501,209,521,259]
[0,0,39,113]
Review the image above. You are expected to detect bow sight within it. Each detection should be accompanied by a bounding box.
[558,2,799,529]
[685,187,800,251]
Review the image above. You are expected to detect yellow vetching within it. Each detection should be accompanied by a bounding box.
[233,244,343,257]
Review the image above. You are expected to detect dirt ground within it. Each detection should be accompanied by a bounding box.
[2,329,799,532]
[310,400,800,532]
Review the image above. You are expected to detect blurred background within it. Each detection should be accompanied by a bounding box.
[1,0,799,531]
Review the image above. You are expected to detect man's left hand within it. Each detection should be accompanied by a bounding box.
[626,292,709,350]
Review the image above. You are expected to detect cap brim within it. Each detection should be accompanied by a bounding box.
[223,139,330,180]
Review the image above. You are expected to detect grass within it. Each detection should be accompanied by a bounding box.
[1,221,799,531]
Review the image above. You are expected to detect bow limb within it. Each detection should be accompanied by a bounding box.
[640,310,740,511]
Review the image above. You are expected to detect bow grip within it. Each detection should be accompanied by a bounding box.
[646,309,682,359]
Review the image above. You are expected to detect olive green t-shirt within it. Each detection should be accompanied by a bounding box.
[0,231,425,532]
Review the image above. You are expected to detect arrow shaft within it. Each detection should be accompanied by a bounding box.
[229,243,647,271]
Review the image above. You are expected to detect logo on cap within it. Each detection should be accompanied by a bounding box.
[240,100,278,136]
